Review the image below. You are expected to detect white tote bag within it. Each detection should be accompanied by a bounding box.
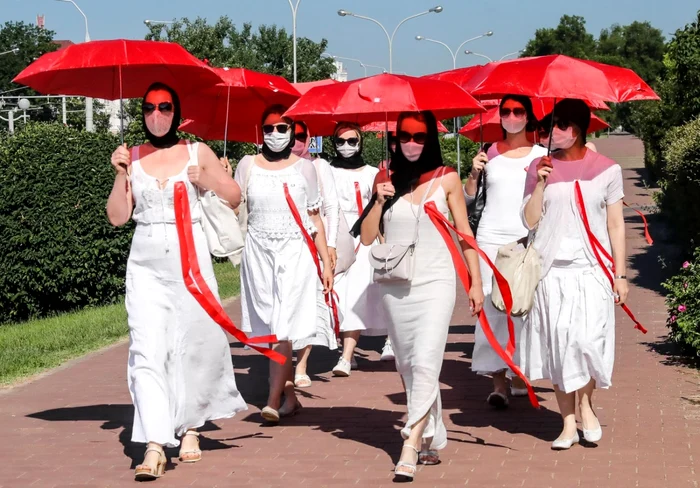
[491,239,543,317]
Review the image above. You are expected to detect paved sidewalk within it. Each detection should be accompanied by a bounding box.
[1,136,697,487]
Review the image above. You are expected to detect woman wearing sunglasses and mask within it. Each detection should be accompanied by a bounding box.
[107,83,247,481]
[358,111,484,480]
[290,121,340,388]
[329,123,388,377]
[235,105,334,423]
[465,96,546,409]
[522,99,627,450]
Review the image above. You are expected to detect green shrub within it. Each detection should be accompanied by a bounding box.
[0,123,133,323]
[658,117,700,251]
[663,248,700,353]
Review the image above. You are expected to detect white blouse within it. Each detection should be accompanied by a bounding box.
[235,155,322,239]
[314,158,340,248]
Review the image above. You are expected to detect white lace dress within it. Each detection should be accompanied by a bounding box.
[126,141,246,448]
[331,164,386,335]
[236,155,322,343]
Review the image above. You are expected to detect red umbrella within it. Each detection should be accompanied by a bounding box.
[465,55,659,102]
[179,67,300,147]
[284,73,485,126]
[460,107,609,143]
[361,119,449,133]
[13,39,222,142]
[293,79,340,94]
[13,39,220,100]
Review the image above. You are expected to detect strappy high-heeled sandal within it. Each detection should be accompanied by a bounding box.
[179,431,202,463]
[134,445,166,481]
[418,447,440,465]
[394,443,419,482]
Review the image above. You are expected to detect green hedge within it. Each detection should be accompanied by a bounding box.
[658,117,700,251]
[0,123,133,324]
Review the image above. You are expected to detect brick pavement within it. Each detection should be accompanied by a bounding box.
[1,136,698,487]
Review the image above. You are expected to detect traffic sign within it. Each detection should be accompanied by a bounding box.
[308,136,323,154]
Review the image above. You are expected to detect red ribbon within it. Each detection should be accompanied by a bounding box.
[283,183,341,338]
[623,201,653,245]
[354,182,364,253]
[425,201,539,408]
[173,183,287,364]
[574,182,647,334]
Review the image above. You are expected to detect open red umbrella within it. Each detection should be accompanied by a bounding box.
[13,39,222,142]
[361,119,449,133]
[179,67,300,147]
[464,55,659,102]
[285,73,485,126]
[293,79,340,94]
[13,39,220,100]
[459,107,610,143]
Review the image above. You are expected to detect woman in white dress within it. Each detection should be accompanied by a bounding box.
[521,99,628,449]
[358,111,484,481]
[465,95,547,408]
[107,83,247,481]
[329,123,387,377]
[290,121,340,388]
[236,105,334,423]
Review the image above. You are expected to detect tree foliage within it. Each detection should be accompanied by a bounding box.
[0,21,58,94]
[145,16,335,82]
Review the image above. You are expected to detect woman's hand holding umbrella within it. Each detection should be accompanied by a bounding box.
[111,144,131,174]
[536,155,553,183]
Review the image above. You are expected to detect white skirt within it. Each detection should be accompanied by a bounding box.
[519,265,615,394]
[240,230,318,343]
[471,242,525,375]
[335,242,387,335]
[292,282,340,351]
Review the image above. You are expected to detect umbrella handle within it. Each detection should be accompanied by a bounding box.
[479,112,483,150]
[119,65,124,146]
[546,98,557,156]
[385,115,390,178]
[223,86,230,158]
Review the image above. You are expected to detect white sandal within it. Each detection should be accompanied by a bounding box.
[394,444,419,481]
[135,445,166,480]
[294,374,312,388]
[179,431,202,463]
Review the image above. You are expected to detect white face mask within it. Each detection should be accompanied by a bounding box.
[551,127,577,150]
[145,111,173,137]
[336,142,359,158]
[401,142,424,162]
[263,131,291,153]
[501,116,528,134]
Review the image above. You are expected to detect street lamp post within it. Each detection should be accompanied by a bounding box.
[499,50,524,61]
[464,50,493,63]
[416,32,493,177]
[56,0,93,132]
[333,56,367,77]
[338,6,442,73]
[0,48,19,56]
[364,63,388,74]
[287,0,302,83]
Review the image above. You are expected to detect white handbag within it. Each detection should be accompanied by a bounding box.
[369,168,442,283]
[199,154,253,262]
[491,237,543,316]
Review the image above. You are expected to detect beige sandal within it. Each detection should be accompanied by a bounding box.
[135,445,166,481]
[179,431,202,463]
[394,443,419,481]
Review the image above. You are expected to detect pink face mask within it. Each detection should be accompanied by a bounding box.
[400,142,424,162]
[291,138,308,157]
[551,127,577,150]
[143,89,175,137]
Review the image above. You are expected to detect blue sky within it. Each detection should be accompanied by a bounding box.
[3,0,698,79]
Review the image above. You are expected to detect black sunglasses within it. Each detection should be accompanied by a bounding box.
[295,132,308,143]
[397,131,428,145]
[335,137,360,147]
[142,102,174,114]
[499,107,527,118]
[262,123,291,134]
[552,118,572,130]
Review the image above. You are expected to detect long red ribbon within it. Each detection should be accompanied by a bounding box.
[623,201,653,245]
[173,183,287,364]
[283,183,341,338]
[574,182,647,334]
[354,182,364,253]
[425,202,539,408]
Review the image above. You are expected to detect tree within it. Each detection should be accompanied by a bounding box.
[146,16,335,82]
[522,15,597,59]
[0,21,58,94]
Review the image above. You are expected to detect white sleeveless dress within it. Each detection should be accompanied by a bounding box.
[126,141,247,448]
[380,170,455,451]
[331,165,386,335]
[236,156,321,343]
